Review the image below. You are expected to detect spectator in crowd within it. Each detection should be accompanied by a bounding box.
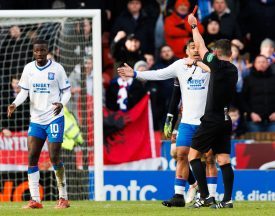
[203,16,223,50]
[110,0,155,54]
[0,25,32,77]
[0,26,32,129]
[47,52,55,61]
[144,53,155,69]
[134,59,165,130]
[164,0,204,58]
[1,74,29,136]
[73,0,112,33]
[111,31,144,73]
[228,106,245,138]
[231,43,250,108]
[242,55,275,132]
[51,0,65,9]
[240,0,275,59]
[197,0,212,20]
[134,60,148,72]
[153,0,183,55]
[58,18,92,73]
[106,62,146,111]
[75,18,93,57]
[260,38,275,65]
[149,45,178,129]
[154,0,166,56]
[202,0,241,40]
[68,56,105,116]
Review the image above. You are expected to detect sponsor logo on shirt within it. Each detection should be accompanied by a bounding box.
[187,79,206,90]
[33,83,50,93]
[48,72,55,80]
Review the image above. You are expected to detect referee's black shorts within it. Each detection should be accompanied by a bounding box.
[191,115,232,155]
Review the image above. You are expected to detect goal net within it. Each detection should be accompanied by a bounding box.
[0,10,104,201]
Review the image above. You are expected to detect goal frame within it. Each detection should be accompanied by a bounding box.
[0,9,104,201]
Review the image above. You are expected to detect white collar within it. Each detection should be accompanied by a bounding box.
[212,7,231,17]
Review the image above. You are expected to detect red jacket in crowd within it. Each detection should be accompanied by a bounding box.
[164,12,204,58]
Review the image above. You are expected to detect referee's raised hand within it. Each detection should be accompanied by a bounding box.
[117,63,134,79]
[188,13,197,26]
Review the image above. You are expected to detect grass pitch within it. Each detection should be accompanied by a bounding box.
[0,201,274,216]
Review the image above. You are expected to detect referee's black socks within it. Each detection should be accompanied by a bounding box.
[190,158,209,199]
[188,166,196,185]
[220,163,234,202]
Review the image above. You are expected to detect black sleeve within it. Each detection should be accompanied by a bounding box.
[109,16,122,43]
[167,78,181,116]
[202,52,220,72]
[110,39,127,63]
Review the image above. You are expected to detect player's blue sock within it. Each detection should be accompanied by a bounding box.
[207,176,217,198]
[53,162,68,200]
[28,166,40,202]
[174,177,187,195]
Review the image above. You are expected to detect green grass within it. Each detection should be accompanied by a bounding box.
[0,201,274,216]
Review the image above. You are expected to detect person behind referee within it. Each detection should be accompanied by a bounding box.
[185,13,238,209]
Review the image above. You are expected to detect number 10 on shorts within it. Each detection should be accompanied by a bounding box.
[50,123,59,133]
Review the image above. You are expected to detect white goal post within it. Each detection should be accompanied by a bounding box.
[0,10,104,201]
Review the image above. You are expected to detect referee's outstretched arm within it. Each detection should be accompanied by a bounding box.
[187,13,208,60]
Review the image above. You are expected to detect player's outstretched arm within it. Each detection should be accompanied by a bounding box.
[8,88,29,117]
[117,63,135,79]
[117,62,178,81]
[188,13,208,59]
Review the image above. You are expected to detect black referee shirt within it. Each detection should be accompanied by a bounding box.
[202,52,238,120]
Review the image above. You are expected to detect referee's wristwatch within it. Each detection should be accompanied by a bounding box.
[191,24,197,29]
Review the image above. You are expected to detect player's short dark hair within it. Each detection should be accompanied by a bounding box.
[184,39,194,51]
[33,39,48,46]
[214,39,232,57]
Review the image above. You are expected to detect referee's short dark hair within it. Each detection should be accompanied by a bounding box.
[214,39,232,57]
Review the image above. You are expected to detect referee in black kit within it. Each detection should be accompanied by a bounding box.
[185,13,238,209]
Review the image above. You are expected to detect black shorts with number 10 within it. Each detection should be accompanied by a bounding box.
[191,115,232,154]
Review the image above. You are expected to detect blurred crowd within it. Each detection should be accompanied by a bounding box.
[1,0,275,138]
